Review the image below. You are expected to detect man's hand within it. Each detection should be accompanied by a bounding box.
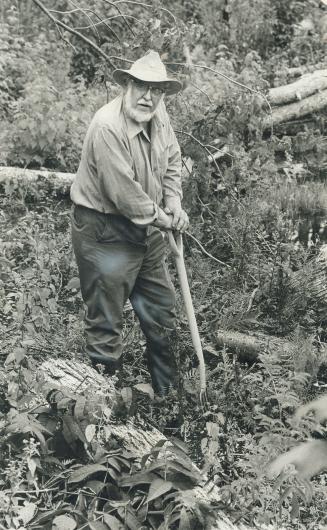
[153,208,174,230]
[164,197,189,233]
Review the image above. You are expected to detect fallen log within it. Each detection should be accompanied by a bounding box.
[39,358,280,530]
[214,330,293,363]
[0,166,74,195]
[265,88,327,128]
[269,69,327,105]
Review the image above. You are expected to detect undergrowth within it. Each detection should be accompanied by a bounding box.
[1,164,327,528]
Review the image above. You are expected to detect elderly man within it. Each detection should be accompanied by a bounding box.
[70,50,188,396]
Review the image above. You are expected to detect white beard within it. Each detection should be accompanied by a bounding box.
[124,85,158,123]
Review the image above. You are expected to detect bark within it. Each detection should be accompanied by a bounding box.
[214,330,293,363]
[269,69,327,106]
[265,88,327,128]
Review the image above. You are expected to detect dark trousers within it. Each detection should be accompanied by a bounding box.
[71,204,176,394]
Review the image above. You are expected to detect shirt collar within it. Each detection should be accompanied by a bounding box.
[126,116,143,139]
[120,95,164,140]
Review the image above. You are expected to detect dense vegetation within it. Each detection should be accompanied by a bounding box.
[1,0,327,528]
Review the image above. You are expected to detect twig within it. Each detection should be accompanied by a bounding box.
[68,0,122,43]
[175,129,223,176]
[188,79,213,104]
[197,195,216,218]
[106,55,134,63]
[185,231,230,267]
[53,21,77,53]
[49,8,81,14]
[204,143,233,158]
[78,514,104,530]
[246,287,259,312]
[75,13,145,31]
[68,0,100,41]
[102,0,136,36]
[166,61,272,108]
[31,0,116,68]
[113,0,177,25]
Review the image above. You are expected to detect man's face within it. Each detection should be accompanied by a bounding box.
[124,79,165,124]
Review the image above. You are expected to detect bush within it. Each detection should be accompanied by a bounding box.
[0,78,109,171]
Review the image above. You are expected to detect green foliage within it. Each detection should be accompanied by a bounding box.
[0,349,210,529]
[2,77,105,171]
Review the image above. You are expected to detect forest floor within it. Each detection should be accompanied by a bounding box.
[1,181,327,529]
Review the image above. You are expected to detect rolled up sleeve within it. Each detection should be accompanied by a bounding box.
[163,124,183,201]
[94,126,158,225]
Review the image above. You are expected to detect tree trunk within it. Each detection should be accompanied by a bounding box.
[265,88,327,128]
[214,330,293,362]
[0,166,74,195]
[269,69,327,105]
[39,358,261,530]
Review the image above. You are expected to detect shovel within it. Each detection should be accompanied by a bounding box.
[168,231,207,404]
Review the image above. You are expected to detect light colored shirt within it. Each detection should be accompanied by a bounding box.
[70,94,182,225]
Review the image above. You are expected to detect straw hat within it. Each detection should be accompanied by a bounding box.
[112,50,182,95]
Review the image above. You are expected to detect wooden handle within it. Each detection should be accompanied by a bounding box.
[168,231,206,393]
[167,230,182,257]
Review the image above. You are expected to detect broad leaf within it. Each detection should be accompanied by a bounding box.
[27,456,38,478]
[17,502,37,525]
[169,437,189,454]
[74,396,86,421]
[107,457,121,473]
[85,480,106,494]
[119,471,157,487]
[52,514,77,530]
[146,459,201,483]
[68,464,107,483]
[62,416,87,444]
[134,383,154,400]
[89,521,108,530]
[103,514,125,529]
[178,507,192,530]
[5,347,26,366]
[85,424,97,443]
[117,506,139,530]
[147,478,173,504]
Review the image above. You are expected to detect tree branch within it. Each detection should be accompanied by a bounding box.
[188,79,213,104]
[75,13,146,31]
[69,0,101,41]
[167,61,273,122]
[185,231,230,267]
[102,0,136,36]
[174,129,223,177]
[31,0,116,68]
[113,0,177,26]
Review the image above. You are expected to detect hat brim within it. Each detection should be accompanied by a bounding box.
[112,69,182,95]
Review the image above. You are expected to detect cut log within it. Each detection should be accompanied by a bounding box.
[265,88,327,128]
[269,69,327,106]
[0,166,74,195]
[214,330,293,363]
[39,358,281,530]
[276,63,327,82]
